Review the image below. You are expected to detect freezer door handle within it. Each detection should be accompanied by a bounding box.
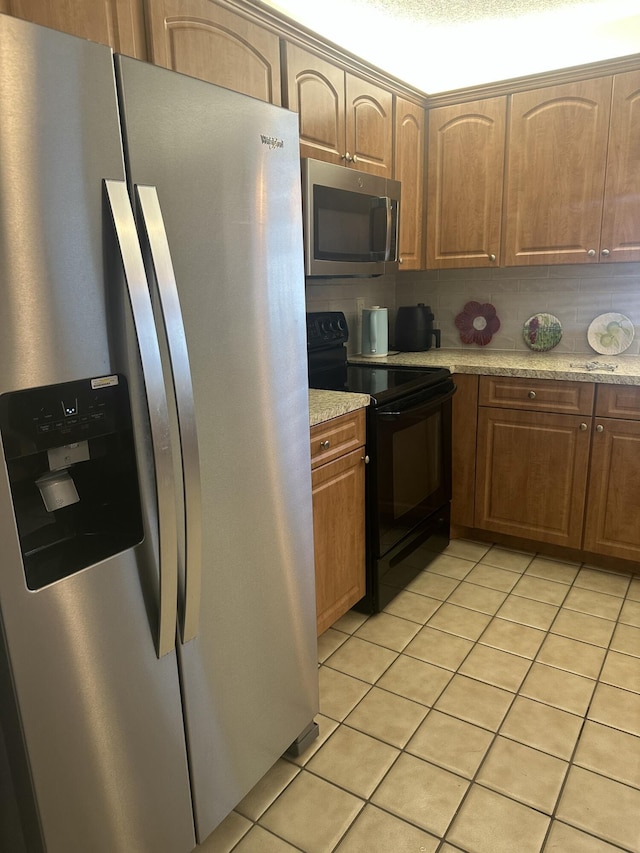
[135,185,202,644]
[104,179,178,658]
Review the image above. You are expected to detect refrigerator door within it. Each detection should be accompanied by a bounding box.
[0,17,195,853]
[115,57,319,839]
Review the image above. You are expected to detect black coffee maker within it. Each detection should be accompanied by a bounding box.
[395,303,441,351]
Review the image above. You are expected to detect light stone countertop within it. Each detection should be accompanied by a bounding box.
[308,389,370,427]
[350,348,640,385]
[309,349,640,427]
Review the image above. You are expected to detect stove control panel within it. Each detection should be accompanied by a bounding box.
[306,311,349,349]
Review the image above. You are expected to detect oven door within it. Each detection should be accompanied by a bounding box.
[371,381,455,558]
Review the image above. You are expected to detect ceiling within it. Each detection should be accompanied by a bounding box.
[261,0,640,92]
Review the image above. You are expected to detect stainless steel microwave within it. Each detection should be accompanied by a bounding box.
[301,158,401,277]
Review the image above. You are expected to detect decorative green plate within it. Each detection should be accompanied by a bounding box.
[587,312,634,355]
[523,313,562,352]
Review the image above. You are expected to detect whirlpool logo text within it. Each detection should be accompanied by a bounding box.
[260,134,284,150]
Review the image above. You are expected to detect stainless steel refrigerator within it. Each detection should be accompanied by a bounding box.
[0,14,318,853]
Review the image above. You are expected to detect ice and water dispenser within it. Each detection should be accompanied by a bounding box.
[0,375,143,590]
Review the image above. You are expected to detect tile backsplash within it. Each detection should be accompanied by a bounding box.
[306,263,640,356]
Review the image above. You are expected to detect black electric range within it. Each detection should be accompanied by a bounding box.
[307,310,455,613]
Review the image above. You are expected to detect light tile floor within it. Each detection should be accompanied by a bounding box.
[200,539,640,853]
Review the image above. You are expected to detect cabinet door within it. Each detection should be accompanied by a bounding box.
[427,97,506,268]
[345,73,393,177]
[312,448,365,636]
[145,0,281,103]
[475,408,591,548]
[394,97,425,269]
[284,42,345,164]
[503,77,612,266]
[600,70,640,263]
[3,0,146,57]
[584,417,640,561]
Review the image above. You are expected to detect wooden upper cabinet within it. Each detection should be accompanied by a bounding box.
[427,97,506,268]
[284,42,393,177]
[503,77,613,266]
[284,43,345,163]
[600,70,640,263]
[345,73,393,178]
[145,0,281,103]
[1,0,146,57]
[394,97,425,269]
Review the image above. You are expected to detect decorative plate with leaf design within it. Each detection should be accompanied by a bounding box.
[587,313,634,355]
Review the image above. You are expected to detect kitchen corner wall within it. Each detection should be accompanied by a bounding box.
[396,262,640,354]
[305,275,397,356]
[305,262,640,355]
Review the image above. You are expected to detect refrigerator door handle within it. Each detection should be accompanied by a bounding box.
[104,179,178,658]
[135,185,202,644]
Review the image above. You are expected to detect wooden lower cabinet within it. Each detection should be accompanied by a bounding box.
[457,375,640,565]
[474,407,591,549]
[310,410,366,636]
[583,389,640,561]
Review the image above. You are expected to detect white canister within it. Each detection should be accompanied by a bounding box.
[361,306,389,356]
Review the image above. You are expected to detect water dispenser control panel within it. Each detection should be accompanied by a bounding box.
[0,375,143,589]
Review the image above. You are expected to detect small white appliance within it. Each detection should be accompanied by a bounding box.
[361,306,389,356]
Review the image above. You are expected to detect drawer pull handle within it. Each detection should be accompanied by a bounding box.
[528,391,536,399]
[596,424,604,433]
[320,440,331,449]
[580,423,588,431]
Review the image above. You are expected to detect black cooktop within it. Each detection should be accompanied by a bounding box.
[307,311,452,407]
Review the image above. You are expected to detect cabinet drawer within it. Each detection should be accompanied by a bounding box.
[595,384,640,420]
[479,376,594,415]
[310,408,365,469]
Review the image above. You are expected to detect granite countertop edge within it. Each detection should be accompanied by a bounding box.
[309,349,640,427]
[309,389,371,427]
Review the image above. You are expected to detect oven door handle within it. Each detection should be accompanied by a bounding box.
[377,382,456,417]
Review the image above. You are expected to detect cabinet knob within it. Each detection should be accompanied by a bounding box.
[528,390,536,399]
[580,423,588,431]
[342,152,353,163]
[587,249,597,257]
[398,256,404,264]
[488,253,497,262]
[320,439,331,449]
[601,248,611,257]
[362,454,370,464]
[352,154,359,163]
[596,424,604,433]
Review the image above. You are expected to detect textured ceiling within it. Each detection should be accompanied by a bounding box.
[330,0,606,25]
[263,0,640,91]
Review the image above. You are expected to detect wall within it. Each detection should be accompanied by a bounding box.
[306,262,640,356]
[395,262,640,355]
[305,275,397,356]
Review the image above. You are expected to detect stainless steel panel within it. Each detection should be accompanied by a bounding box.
[116,57,319,839]
[0,18,195,852]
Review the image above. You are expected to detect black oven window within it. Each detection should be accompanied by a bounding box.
[314,185,383,261]
[391,414,441,519]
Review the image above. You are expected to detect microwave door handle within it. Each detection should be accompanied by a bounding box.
[135,184,202,646]
[384,197,393,261]
[104,179,178,659]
